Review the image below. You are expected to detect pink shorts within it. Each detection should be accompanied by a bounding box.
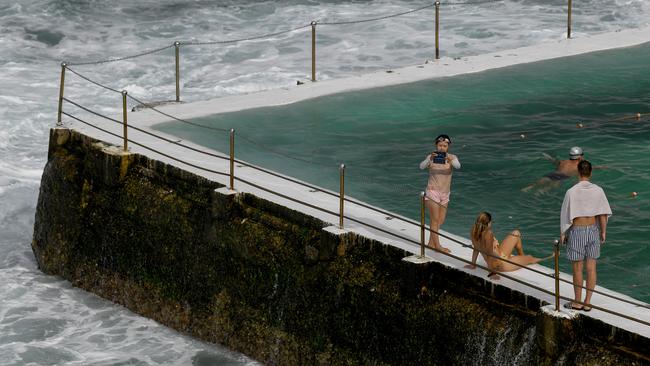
[425,189,450,206]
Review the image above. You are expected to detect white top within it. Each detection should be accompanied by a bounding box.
[560,180,612,234]
[419,154,460,193]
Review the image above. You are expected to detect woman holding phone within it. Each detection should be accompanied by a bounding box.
[419,134,460,253]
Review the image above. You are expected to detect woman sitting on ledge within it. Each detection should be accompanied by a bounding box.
[465,212,551,279]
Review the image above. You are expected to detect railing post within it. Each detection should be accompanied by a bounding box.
[121,90,128,152]
[230,129,235,190]
[339,163,345,229]
[57,62,67,126]
[567,0,572,39]
[311,21,317,82]
[420,191,426,257]
[435,1,440,59]
[174,41,181,102]
[554,239,560,311]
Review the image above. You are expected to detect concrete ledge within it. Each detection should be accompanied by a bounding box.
[215,187,238,196]
[402,254,436,264]
[541,304,579,320]
[323,225,350,236]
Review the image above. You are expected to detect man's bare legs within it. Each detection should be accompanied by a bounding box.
[584,259,597,310]
[426,200,450,253]
[571,260,585,309]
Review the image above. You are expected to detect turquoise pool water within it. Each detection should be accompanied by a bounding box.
[156,42,650,303]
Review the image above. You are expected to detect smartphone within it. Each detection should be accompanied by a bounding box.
[432,151,447,164]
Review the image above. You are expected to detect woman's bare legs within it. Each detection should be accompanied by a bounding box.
[493,230,553,272]
[438,204,448,230]
[426,200,450,253]
[498,229,524,257]
[497,254,546,272]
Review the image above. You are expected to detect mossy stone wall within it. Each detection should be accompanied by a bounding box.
[32,128,649,365]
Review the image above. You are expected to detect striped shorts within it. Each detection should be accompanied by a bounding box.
[566,224,601,261]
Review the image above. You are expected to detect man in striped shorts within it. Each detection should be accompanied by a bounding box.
[559,160,612,311]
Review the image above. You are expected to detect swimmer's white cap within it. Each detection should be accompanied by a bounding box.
[569,146,583,159]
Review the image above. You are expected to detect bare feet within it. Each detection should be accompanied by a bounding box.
[427,243,451,253]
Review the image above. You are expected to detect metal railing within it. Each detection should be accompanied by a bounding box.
[566,0,571,38]
[57,0,585,110]
[56,65,650,329]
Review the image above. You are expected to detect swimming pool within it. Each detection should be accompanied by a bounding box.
[156,42,650,302]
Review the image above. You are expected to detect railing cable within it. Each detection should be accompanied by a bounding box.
[181,24,312,46]
[62,98,231,163]
[61,0,511,66]
[127,94,230,132]
[65,66,230,133]
[555,293,650,326]
[442,0,505,6]
[61,111,229,179]
[67,44,175,66]
[319,3,437,25]
[66,66,121,94]
[235,132,334,167]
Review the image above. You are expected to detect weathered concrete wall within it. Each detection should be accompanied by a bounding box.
[32,128,649,365]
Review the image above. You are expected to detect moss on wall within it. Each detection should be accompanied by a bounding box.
[32,128,649,366]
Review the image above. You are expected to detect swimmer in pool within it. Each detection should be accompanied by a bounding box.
[522,146,584,192]
[465,212,552,279]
